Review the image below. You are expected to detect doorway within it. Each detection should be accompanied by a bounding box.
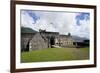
[50,37,55,48]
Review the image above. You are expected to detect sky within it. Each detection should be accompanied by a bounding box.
[21,10,90,39]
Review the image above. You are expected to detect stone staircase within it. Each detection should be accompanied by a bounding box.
[51,45,62,48]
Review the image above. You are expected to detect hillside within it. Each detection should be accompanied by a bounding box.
[21,27,37,33]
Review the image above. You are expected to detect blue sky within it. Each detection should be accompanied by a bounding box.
[21,10,90,38]
[75,13,90,26]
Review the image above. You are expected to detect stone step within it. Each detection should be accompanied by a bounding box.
[52,45,62,48]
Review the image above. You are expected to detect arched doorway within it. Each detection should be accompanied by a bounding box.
[26,42,29,51]
[50,37,55,48]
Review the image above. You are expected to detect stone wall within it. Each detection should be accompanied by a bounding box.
[21,31,75,52]
[21,33,35,51]
[59,35,75,47]
[30,33,48,50]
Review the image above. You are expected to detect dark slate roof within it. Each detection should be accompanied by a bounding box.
[44,31,59,34]
[39,30,59,34]
[21,27,37,33]
[60,35,71,37]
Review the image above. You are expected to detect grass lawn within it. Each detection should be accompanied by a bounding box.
[21,47,89,63]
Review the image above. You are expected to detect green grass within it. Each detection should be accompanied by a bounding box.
[21,47,89,63]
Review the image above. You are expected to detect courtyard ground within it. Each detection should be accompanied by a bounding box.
[21,47,89,63]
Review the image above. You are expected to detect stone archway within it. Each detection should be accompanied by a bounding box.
[50,37,55,48]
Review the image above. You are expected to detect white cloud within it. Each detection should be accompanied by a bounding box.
[70,17,90,38]
[21,10,90,38]
[21,10,34,28]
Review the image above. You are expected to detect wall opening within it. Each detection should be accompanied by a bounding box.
[50,37,55,48]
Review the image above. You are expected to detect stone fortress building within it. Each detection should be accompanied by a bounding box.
[21,27,89,52]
